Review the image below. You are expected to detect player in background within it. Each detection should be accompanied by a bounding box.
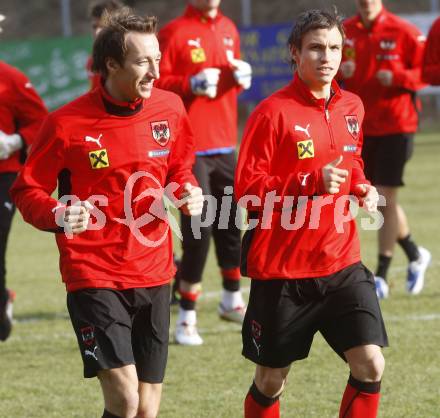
[86,0,124,90]
[339,0,431,299]
[157,0,252,345]
[236,9,387,418]
[422,16,440,85]
[11,10,203,418]
[0,12,48,341]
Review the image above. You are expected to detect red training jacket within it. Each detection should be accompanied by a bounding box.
[422,17,440,85]
[11,83,197,292]
[235,74,368,280]
[157,5,241,154]
[0,61,48,173]
[341,8,426,136]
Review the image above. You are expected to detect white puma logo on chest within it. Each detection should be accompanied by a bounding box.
[85,134,103,148]
[294,124,311,138]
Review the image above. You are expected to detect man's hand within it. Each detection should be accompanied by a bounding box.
[61,201,93,235]
[229,58,252,90]
[339,61,356,79]
[190,68,221,99]
[353,184,379,213]
[0,131,23,160]
[321,156,349,194]
[376,69,393,86]
[179,183,204,216]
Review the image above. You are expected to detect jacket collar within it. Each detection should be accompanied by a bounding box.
[98,79,144,116]
[184,4,223,24]
[289,72,342,110]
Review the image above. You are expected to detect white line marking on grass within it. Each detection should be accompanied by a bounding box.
[385,313,440,322]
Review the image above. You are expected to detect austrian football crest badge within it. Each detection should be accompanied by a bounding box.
[80,326,95,346]
[345,115,360,140]
[150,120,171,146]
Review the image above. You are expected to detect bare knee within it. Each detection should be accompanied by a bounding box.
[106,389,139,418]
[137,382,162,418]
[346,346,385,382]
[254,366,290,398]
[99,367,139,417]
[136,410,156,418]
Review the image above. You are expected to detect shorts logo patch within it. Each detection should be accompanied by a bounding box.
[251,320,262,356]
[251,320,262,340]
[190,48,206,63]
[80,326,95,346]
[150,120,171,146]
[345,115,360,140]
[89,149,109,169]
[297,140,315,159]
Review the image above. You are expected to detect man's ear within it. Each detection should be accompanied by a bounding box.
[290,46,298,66]
[105,58,121,76]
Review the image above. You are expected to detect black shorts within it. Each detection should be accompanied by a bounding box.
[180,152,242,283]
[242,263,388,368]
[362,133,414,187]
[67,285,170,383]
[0,173,17,230]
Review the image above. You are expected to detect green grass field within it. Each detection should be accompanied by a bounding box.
[1,132,439,417]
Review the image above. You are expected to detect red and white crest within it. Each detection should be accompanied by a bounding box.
[80,326,95,346]
[345,115,360,140]
[150,120,171,146]
[251,320,262,340]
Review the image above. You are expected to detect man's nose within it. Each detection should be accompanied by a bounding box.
[149,61,160,79]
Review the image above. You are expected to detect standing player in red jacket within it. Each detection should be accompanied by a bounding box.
[11,10,203,418]
[422,16,440,85]
[236,10,387,418]
[157,0,252,345]
[0,12,48,341]
[340,0,431,299]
